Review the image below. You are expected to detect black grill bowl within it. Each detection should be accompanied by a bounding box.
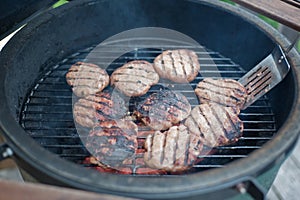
[0,0,300,199]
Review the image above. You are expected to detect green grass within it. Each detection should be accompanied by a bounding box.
[258,15,279,29]
[220,0,235,5]
[52,0,68,8]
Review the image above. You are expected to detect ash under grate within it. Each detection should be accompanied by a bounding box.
[19,46,276,175]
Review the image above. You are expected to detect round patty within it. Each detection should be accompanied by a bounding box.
[144,125,203,172]
[195,78,247,111]
[153,49,200,83]
[73,90,127,128]
[184,103,243,147]
[66,62,109,97]
[85,120,138,168]
[134,89,191,131]
[110,60,159,97]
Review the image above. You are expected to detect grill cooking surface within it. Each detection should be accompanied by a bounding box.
[19,45,276,174]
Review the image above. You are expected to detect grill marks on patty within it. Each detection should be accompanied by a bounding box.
[66,62,109,97]
[86,120,138,168]
[153,49,200,83]
[184,103,243,147]
[195,78,247,110]
[144,125,202,172]
[135,89,191,130]
[110,60,159,97]
[73,91,127,128]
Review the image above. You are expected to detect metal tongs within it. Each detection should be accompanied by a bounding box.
[239,36,299,109]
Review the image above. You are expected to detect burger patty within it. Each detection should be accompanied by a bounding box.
[195,78,247,110]
[110,60,159,97]
[73,90,127,128]
[66,62,109,97]
[85,120,138,168]
[134,89,191,130]
[84,156,167,175]
[144,125,203,172]
[184,103,243,147]
[153,49,200,83]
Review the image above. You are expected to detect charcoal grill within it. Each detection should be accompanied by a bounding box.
[19,44,276,173]
[0,0,300,199]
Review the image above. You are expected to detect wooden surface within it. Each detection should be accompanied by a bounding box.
[266,136,300,200]
[232,0,300,31]
[0,179,137,200]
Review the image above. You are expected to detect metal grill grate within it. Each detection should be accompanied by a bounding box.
[19,45,276,174]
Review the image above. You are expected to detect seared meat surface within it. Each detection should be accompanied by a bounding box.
[66,62,109,97]
[73,90,127,128]
[110,60,159,97]
[184,103,243,147]
[134,89,191,130]
[84,156,167,175]
[86,120,138,168]
[153,49,200,83]
[195,78,247,110]
[144,125,203,172]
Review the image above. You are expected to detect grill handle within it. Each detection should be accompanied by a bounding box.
[0,143,13,162]
[235,176,267,200]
